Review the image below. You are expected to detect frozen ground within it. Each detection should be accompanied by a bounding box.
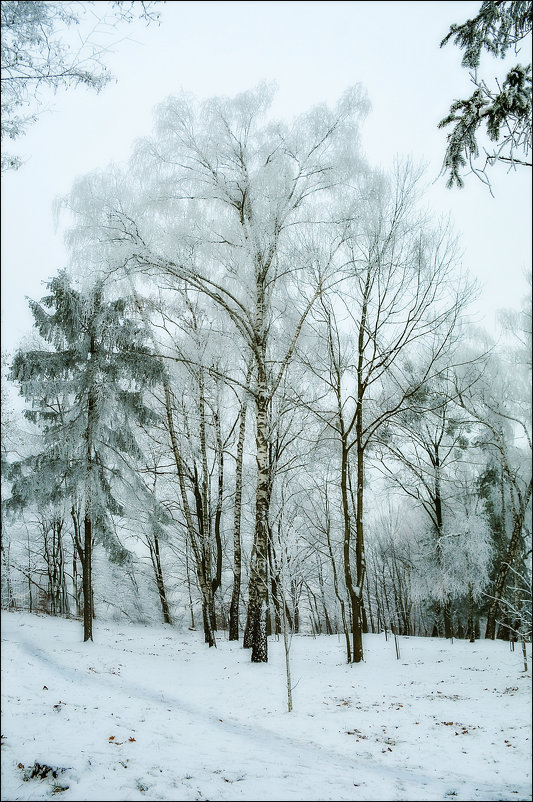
[1,610,531,801]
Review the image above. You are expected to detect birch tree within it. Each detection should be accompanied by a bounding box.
[60,84,370,662]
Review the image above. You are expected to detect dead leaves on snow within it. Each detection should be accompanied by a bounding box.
[437,721,478,735]
[346,728,364,736]
[108,734,136,746]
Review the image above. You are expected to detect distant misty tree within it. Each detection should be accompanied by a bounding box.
[0,353,28,610]
[0,0,162,170]
[375,371,486,640]
[452,284,531,641]
[137,453,174,626]
[8,271,163,641]
[439,1,532,190]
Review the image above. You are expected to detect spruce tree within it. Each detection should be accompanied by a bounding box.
[8,271,163,640]
[439,1,532,189]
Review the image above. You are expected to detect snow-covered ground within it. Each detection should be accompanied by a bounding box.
[1,610,531,802]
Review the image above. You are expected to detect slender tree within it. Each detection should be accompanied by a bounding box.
[301,163,475,661]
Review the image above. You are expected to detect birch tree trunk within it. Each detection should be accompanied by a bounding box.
[229,377,249,640]
[212,405,224,625]
[249,380,270,662]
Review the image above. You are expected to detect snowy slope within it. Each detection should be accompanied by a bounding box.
[1,610,531,801]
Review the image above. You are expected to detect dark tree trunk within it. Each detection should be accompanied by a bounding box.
[467,582,475,642]
[350,426,365,663]
[341,443,358,662]
[365,569,375,634]
[164,381,216,648]
[268,535,281,635]
[348,281,370,664]
[82,510,93,642]
[443,601,454,640]
[211,409,224,624]
[433,447,453,640]
[83,359,96,643]
[151,534,172,624]
[325,491,351,662]
[485,480,532,639]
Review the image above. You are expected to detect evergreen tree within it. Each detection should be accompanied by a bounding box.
[8,271,163,641]
[439,1,532,189]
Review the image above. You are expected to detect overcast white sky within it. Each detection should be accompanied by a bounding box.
[1,0,531,357]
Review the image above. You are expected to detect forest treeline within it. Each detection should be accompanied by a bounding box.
[1,86,531,664]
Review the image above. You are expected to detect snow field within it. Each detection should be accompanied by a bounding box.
[1,610,531,801]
